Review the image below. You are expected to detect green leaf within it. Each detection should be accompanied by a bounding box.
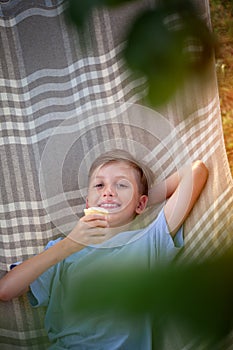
[123,0,215,106]
[68,248,233,346]
[67,0,138,27]
[67,0,101,27]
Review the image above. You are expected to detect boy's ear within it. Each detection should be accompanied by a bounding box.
[136,195,148,214]
[85,198,89,209]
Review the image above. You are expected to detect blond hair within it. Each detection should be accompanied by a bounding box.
[88,149,155,195]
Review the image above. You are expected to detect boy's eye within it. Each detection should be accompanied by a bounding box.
[116,182,129,189]
[94,183,104,188]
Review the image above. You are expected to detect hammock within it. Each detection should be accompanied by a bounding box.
[0,0,233,349]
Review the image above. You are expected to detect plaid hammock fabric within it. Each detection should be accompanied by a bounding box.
[0,0,233,349]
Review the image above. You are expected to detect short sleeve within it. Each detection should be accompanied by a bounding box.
[28,238,62,308]
[150,208,184,262]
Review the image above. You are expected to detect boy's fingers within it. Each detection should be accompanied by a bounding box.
[89,220,109,228]
[81,215,109,228]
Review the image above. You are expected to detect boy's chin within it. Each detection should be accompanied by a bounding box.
[108,215,136,230]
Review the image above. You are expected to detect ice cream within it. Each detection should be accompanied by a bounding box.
[84,207,109,216]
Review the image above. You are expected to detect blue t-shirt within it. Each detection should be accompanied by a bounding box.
[29,209,183,350]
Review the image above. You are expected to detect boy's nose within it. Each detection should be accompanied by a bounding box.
[103,185,115,197]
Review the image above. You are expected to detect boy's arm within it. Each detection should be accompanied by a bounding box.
[0,214,109,301]
[148,161,208,237]
[0,238,82,301]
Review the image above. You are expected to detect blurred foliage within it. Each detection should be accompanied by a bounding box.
[210,0,233,175]
[66,0,216,106]
[67,248,233,348]
[67,0,137,26]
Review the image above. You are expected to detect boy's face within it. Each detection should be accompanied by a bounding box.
[86,161,148,227]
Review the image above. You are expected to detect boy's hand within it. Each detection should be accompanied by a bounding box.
[67,214,110,246]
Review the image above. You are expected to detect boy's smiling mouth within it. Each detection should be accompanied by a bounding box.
[99,202,121,211]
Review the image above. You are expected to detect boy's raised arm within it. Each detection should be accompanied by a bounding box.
[148,161,208,236]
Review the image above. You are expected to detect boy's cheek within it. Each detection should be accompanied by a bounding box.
[86,193,97,206]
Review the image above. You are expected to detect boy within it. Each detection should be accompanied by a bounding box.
[0,149,208,349]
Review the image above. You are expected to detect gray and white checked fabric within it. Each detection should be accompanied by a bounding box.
[0,0,233,349]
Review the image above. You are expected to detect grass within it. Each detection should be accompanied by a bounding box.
[210,0,233,176]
